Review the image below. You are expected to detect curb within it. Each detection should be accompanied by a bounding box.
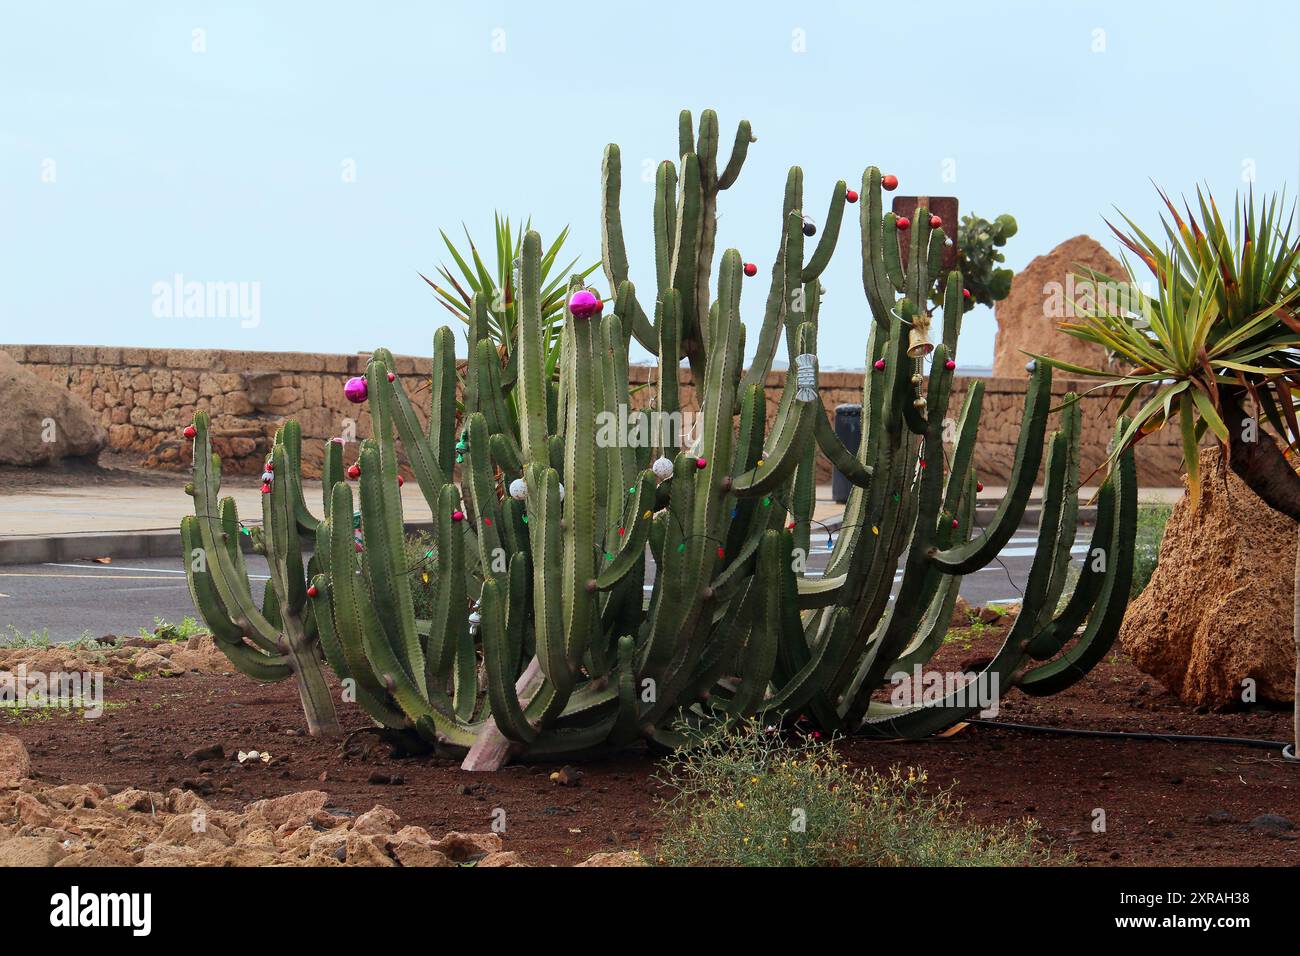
[0,520,437,567]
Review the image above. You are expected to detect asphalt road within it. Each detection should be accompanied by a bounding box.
[0,524,1092,643]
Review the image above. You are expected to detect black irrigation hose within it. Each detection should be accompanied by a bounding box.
[965,717,1290,753]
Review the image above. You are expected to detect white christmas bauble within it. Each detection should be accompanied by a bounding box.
[652,456,674,480]
[509,478,527,500]
[557,483,565,502]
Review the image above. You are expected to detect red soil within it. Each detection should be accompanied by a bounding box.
[6,628,1297,866]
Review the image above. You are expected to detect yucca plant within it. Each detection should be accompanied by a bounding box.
[1032,185,1300,758]
[1033,187,1300,506]
[420,213,599,366]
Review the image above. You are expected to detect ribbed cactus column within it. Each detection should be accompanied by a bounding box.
[181,414,342,738]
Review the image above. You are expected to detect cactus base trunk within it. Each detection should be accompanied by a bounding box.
[286,641,342,739]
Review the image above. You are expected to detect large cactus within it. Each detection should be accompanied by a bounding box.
[182,109,1135,761]
[181,414,343,737]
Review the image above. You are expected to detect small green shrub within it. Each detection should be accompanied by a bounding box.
[1,626,53,649]
[1,627,97,649]
[1131,504,1172,597]
[139,616,204,642]
[654,720,1057,867]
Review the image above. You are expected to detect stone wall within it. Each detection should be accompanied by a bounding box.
[1,344,1187,487]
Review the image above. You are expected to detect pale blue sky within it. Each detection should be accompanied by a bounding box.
[2,1,1296,369]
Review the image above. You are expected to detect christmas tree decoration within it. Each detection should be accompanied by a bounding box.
[895,216,911,231]
[509,478,527,500]
[183,424,197,439]
[743,262,758,277]
[651,456,674,480]
[845,189,859,203]
[343,376,368,404]
[881,173,898,190]
[568,289,603,318]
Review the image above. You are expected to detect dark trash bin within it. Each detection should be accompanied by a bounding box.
[831,404,862,504]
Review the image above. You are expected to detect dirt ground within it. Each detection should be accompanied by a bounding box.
[4,623,1297,867]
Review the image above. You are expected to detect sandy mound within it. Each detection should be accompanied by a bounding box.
[992,235,1124,379]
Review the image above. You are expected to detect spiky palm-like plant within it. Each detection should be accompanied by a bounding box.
[420,214,598,366]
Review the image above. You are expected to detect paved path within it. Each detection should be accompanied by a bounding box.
[0,482,1181,540]
[0,482,436,537]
